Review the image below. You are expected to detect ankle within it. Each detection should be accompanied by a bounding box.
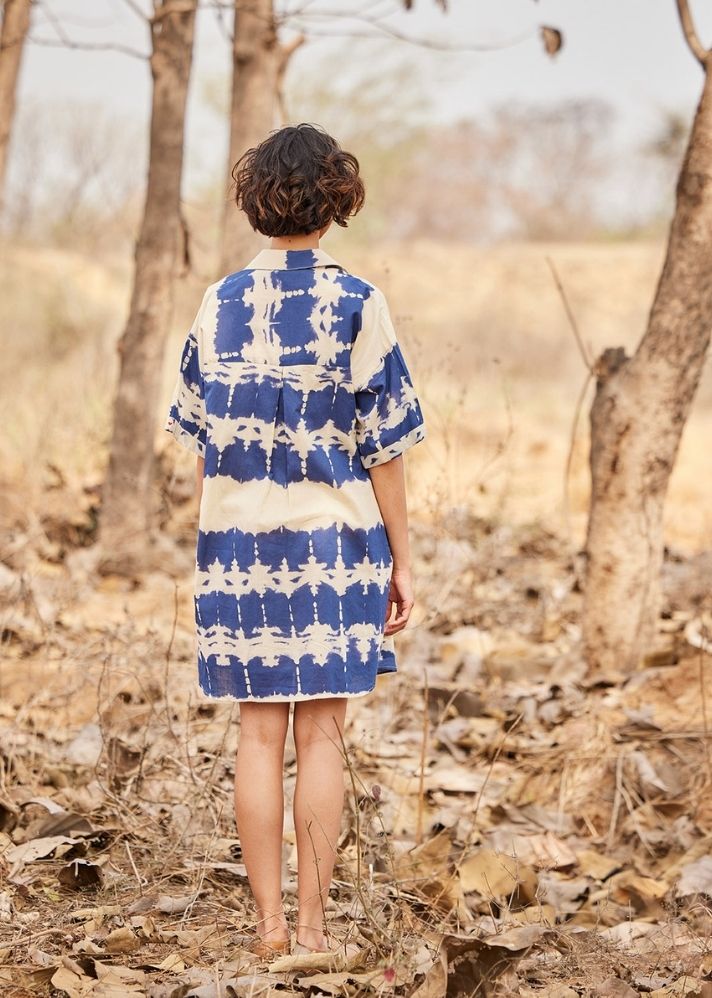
[296,920,328,946]
[254,905,288,937]
[256,904,285,919]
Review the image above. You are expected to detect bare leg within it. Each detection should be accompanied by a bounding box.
[235,701,290,944]
[292,697,348,951]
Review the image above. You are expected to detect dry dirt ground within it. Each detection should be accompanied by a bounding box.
[2,238,712,996]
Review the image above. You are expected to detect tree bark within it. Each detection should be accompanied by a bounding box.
[0,0,32,217]
[582,55,712,676]
[97,0,197,576]
[219,0,278,277]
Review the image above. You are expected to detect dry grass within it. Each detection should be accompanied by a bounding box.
[7,235,710,550]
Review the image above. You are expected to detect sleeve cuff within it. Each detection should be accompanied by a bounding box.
[164,416,206,458]
[360,422,426,469]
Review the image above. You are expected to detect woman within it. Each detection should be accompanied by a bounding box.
[164,123,426,959]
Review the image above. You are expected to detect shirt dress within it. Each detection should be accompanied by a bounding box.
[164,246,426,702]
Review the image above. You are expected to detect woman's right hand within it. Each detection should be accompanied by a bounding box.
[384,566,414,635]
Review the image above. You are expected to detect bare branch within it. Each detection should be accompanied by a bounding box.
[30,0,149,58]
[120,0,150,22]
[26,34,148,59]
[276,32,306,121]
[209,0,516,56]
[278,31,306,64]
[287,15,533,53]
[206,0,233,41]
[31,0,69,44]
[546,256,594,372]
[676,0,708,66]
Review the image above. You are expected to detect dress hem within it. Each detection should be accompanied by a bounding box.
[195,683,376,704]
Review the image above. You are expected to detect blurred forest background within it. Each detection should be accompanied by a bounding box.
[3,2,712,997]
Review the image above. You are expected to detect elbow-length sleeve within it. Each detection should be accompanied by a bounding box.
[351,286,426,469]
[164,297,208,458]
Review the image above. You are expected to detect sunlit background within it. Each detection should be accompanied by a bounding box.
[4,0,712,550]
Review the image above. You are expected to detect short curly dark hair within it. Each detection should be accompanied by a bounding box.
[231,123,365,237]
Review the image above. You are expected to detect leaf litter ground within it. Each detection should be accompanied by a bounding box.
[2,491,712,997]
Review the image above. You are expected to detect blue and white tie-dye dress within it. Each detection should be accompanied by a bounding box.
[164,247,426,702]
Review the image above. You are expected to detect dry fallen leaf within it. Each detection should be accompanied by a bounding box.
[92,960,145,994]
[5,835,81,869]
[575,848,620,881]
[459,848,538,904]
[650,977,709,997]
[63,723,103,767]
[71,904,122,922]
[487,829,577,870]
[71,937,104,956]
[144,951,185,972]
[395,829,452,881]
[674,855,712,898]
[540,25,563,57]
[607,869,669,912]
[50,963,91,998]
[130,913,157,938]
[58,858,103,890]
[155,891,200,914]
[410,948,448,998]
[599,920,660,947]
[159,924,215,948]
[104,925,140,954]
[597,979,639,998]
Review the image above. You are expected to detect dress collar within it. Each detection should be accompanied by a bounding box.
[244,247,343,271]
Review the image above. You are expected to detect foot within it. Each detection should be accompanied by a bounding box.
[295,921,330,952]
[255,907,290,947]
[246,935,290,960]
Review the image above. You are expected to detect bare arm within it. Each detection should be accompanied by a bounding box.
[367,455,414,635]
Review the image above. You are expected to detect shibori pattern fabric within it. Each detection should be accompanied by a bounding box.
[164,246,426,702]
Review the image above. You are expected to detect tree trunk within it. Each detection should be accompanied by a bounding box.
[582,58,712,677]
[0,0,31,217]
[97,0,197,576]
[219,0,278,277]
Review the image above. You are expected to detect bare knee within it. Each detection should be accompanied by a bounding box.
[293,700,347,755]
[238,703,289,751]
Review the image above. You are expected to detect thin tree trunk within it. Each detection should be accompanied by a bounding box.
[0,0,32,217]
[97,0,197,576]
[582,55,712,676]
[219,0,278,277]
